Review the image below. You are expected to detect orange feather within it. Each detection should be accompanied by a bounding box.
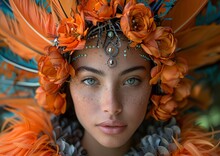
[162,0,208,33]
[0,11,42,60]
[49,0,77,23]
[8,0,56,55]
[176,25,220,70]
[0,103,58,155]
[0,98,36,106]
[172,114,220,155]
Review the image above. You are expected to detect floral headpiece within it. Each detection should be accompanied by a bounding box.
[36,0,190,121]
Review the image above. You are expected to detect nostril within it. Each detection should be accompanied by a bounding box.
[103,104,122,116]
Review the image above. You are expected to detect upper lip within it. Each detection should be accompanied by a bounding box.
[97,120,127,127]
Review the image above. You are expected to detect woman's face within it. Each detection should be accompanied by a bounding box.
[70,40,152,149]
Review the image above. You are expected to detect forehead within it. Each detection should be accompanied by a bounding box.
[71,35,151,73]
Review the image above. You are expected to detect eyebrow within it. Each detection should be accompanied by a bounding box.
[76,66,105,76]
[120,66,146,76]
[76,66,146,76]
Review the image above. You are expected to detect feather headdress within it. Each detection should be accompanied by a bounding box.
[0,0,220,155]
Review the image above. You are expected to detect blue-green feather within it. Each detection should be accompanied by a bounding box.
[194,62,220,86]
[0,47,38,73]
[35,0,51,13]
[196,0,220,25]
[0,0,13,17]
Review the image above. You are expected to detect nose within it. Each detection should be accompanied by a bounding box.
[101,86,122,116]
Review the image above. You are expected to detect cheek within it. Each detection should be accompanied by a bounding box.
[70,84,98,122]
[125,96,148,117]
[123,86,151,121]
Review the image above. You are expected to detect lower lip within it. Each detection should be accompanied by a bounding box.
[98,126,127,135]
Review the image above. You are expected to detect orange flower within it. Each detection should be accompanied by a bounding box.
[149,61,162,85]
[150,95,178,121]
[120,0,156,45]
[38,46,75,93]
[47,93,67,115]
[81,0,117,25]
[161,58,187,86]
[174,78,191,102]
[150,57,188,93]
[141,27,176,58]
[39,78,60,94]
[155,27,176,58]
[35,87,47,109]
[141,39,160,58]
[58,10,87,52]
[35,87,66,115]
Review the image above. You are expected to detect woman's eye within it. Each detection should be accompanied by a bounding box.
[82,78,98,86]
[124,78,141,86]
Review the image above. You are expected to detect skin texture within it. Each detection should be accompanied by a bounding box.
[69,39,152,156]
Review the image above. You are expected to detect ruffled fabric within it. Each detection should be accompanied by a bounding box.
[51,116,180,156]
[51,116,87,156]
[125,118,180,156]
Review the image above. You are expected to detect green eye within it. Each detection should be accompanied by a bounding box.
[83,78,97,86]
[124,78,140,86]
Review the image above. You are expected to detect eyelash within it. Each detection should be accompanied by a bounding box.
[123,77,141,86]
[82,77,141,86]
[82,78,99,86]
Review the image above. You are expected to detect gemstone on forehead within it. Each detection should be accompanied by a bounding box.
[105,42,119,57]
[108,31,114,38]
[107,58,117,68]
[124,49,127,58]
[107,47,114,53]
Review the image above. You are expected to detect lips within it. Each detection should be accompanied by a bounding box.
[97,120,127,135]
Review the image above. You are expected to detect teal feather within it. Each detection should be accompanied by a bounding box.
[0,75,39,96]
[193,62,220,130]
[0,106,14,128]
[0,60,39,96]
[0,0,13,17]
[0,47,39,96]
[195,62,220,86]
[137,0,150,6]
[157,0,177,18]
[0,47,38,73]
[0,0,51,15]
[196,0,220,25]
[35,0,51,13]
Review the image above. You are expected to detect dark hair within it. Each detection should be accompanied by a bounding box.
[59,80,77,120]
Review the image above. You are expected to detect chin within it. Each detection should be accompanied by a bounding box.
[97,134,131,149]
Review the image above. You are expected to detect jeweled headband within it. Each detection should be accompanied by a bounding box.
[36,0,190,121]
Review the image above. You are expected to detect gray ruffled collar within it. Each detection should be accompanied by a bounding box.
[52,117,180,156]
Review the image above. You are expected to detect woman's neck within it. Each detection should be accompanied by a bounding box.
[82,131,131,156]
